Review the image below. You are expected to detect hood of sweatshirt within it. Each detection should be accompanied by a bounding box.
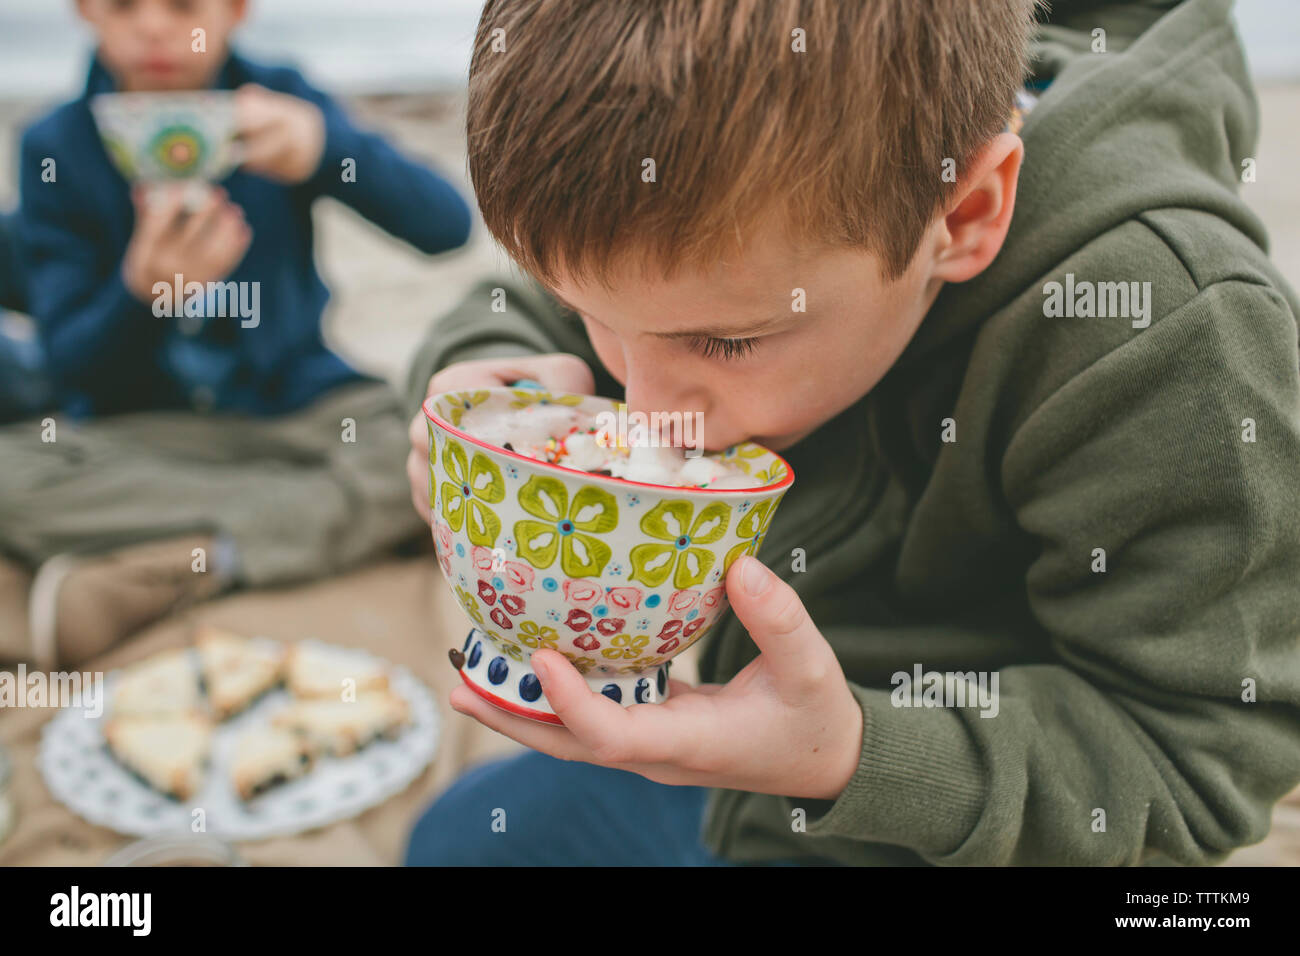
[894,0,1278,370]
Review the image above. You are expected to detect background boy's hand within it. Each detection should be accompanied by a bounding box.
[406,353,596,524]
[234,83,326,184]
[448,554,866,802]
[121,184,252,303]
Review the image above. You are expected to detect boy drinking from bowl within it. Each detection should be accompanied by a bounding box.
[0,0,472,667]
[404,0,1300,866]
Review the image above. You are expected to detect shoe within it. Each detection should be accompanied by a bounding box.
[28,534,227,669]
[0,555,33,664]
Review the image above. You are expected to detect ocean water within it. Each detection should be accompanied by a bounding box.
[0,0,1294,100]
[0,0,485,98]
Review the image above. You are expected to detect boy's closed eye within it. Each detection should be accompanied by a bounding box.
[561,295,775,364]
[687,335,760,361]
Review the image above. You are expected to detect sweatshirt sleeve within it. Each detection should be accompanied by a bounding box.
[403,269,623,417]
[17,128,163,393]
[279,72,472,255]
[791,279,1300,865]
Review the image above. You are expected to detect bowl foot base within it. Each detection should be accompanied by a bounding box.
[454,628,671,725]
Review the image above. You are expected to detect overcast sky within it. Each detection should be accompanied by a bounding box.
[0,0,1294,100]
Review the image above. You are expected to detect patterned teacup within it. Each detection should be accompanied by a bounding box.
[90,92,239,207]
[424,387,795,723]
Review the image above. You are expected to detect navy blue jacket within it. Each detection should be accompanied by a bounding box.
[17,51,472,417]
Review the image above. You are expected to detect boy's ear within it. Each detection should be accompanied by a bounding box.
[930,132,1024,285]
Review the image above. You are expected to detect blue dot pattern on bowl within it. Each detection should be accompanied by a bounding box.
[519,673,542,702]
[635,678,652,703]
[601,684,622,703]
[657,668,667,696]
[645,594,661,608]
[488,657,509,685]
[468,641,482,669]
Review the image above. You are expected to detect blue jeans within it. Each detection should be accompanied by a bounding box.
[0,210,52,423]
[406,750,808,866]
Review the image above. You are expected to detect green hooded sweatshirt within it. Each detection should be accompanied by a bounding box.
[406,0,1300,865]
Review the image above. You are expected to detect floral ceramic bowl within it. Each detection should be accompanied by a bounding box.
[90,92,239,206]
[424,386,794,723]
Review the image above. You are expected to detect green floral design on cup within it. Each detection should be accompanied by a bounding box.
[518,620,560,649]
[444,390,490,426]
[455,585,484,626]
[724,497,779,571]
[440,438,505,547]
[508,389,584,410]
[629,500,731,588]
[602,633,650,661]
[718,443,767,476]
[513,476,618,577]
[487,633,525,661]
[560,653,597,676]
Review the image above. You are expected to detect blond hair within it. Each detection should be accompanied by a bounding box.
[469,0,1039,285]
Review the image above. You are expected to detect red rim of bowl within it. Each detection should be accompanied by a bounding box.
[423,394,796,495]
[456,668,564,725]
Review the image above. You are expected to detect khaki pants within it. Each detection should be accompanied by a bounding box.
[0,381,424,586]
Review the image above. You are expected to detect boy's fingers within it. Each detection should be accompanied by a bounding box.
[233,83,277,132]
[195,203,249,259]
[529,649,649,762]
[534,354,595,395]
[175,188,227,247]
[446,683,593,762]
[532,649,686,766]
[408,409,430,453]
[135,186,187,243]
[725,556,827,687]
[204,210,252,267]
[406,448,431,525]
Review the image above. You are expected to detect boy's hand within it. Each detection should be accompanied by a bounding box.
[121,184,252,303]
[406,353,596,524]
[234,84,326,184]
[448,554,866,802]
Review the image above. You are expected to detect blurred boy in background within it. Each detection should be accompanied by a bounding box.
[0,0,472,668]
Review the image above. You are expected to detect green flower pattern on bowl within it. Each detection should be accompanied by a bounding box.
[629,500,731,588]
[723,497,779,571]
[454,585,484,626]
[445,390,490,426]
[426,387,795,711]
[518,620,561,650]
[602,633,651,661]
[513,476,618,578]
[508,389,585,410]
[440,438,505,547]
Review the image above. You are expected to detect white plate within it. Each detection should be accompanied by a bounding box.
[38,640,440,841]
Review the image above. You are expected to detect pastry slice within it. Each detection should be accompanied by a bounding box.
[273,691,409,756]
[195,626,284,720]
[285,643,389,700]
[104,712,212,801]
[231,727,313,800]
[112,649,202,716]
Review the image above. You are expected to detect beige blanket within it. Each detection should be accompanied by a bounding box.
[0,557,525,866]
[1,556,1295,865]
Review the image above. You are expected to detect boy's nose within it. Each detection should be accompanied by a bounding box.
[621,373,708,445]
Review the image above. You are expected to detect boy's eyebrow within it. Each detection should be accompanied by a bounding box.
[647,316,791,339]
[551,291,794,338]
